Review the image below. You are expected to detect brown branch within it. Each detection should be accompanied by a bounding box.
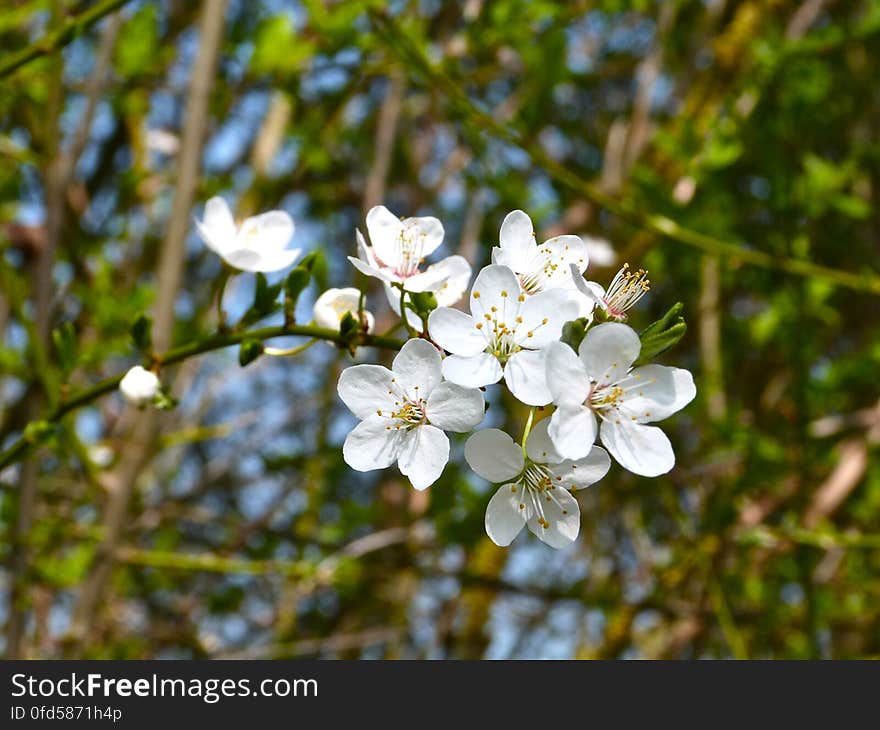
[70,0,229,648]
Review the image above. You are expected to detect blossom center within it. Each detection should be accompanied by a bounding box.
[587,372,655,423]
[603,263,650,319]
[391,400,427,426]
[471,289,550,363]
[509,460,569,529]
[393,226,429,278]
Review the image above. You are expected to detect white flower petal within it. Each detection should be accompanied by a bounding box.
[578,322,641,384]
[427,307,485,357]
[622,365,696,423]
[397,424,449,490]
[337,364,395,419]
[426,255,471,307]
[498,209,536,269]
[469,264,522,320]
[441,352,503,389]
[402,215,444,259]
[541,234,589,279]
[569,288,597,319]
[504,350,552,406]
[545,341,590,407]
[203,196,235,233]
[464,429,524,483]
[400,266,449,293]
[356,229,377,267]
[365,205,405,268]
[342,415,403,472]
[548,404,597,460]
[426,382,485,432]
[524,418,562,464]
[526,487,580,549]
[196,197,236,255]
[485,483,527,546]
[600,420,675,477]
[515,288,579,348]
[551,446,611,490]
[349,255,396,284]
[392,338,442,396]
[314,287,370,331]
[228,246,300,273]
[570,265,605,304]
[237,210,295,252]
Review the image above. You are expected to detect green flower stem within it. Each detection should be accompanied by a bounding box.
[395,283,417,337]
[215,267,231,329]
[0,324,405,471]
[264,338,318,357]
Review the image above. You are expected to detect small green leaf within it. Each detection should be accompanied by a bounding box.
[24,420,56,445]
[635,302,687,366]
[130,314,153,352]
[283,267,311,325]
[52,321,76,374]
[254,273,283,316]
[239,339,264,367]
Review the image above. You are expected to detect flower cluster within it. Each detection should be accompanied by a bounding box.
[120,200,695,550]
[338,206,695,549]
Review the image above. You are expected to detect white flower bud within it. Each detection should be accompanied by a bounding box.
[313,287,374,333]
[119,366,160,407]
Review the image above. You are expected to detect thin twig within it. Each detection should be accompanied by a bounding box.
[0,0,134,78]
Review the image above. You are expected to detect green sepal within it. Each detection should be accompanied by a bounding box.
[239,338,264,367]
[635,302,687,366]
[560,317,589,352]
[338,311,360,341]
[409,291,438,318]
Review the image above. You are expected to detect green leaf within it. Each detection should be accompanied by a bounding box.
[52,321,76,375]
[130,314,152,352]
[114,5,159,79]
[250,15,316,76]
[239,339,264,367]
[635,302,687,366]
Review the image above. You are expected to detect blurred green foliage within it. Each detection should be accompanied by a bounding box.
[0,0,878,659]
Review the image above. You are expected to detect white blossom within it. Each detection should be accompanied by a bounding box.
[348,205,467,295]
[428,264,579,406]
[195,196,300,273]
[491,209,593,316]
[338,338,485,490]
[545,323,695,477]
[119,366,160,407]
[466,420,610,548]
[313,287,374,333]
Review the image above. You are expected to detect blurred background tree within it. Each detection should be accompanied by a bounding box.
[1,0,878,659]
